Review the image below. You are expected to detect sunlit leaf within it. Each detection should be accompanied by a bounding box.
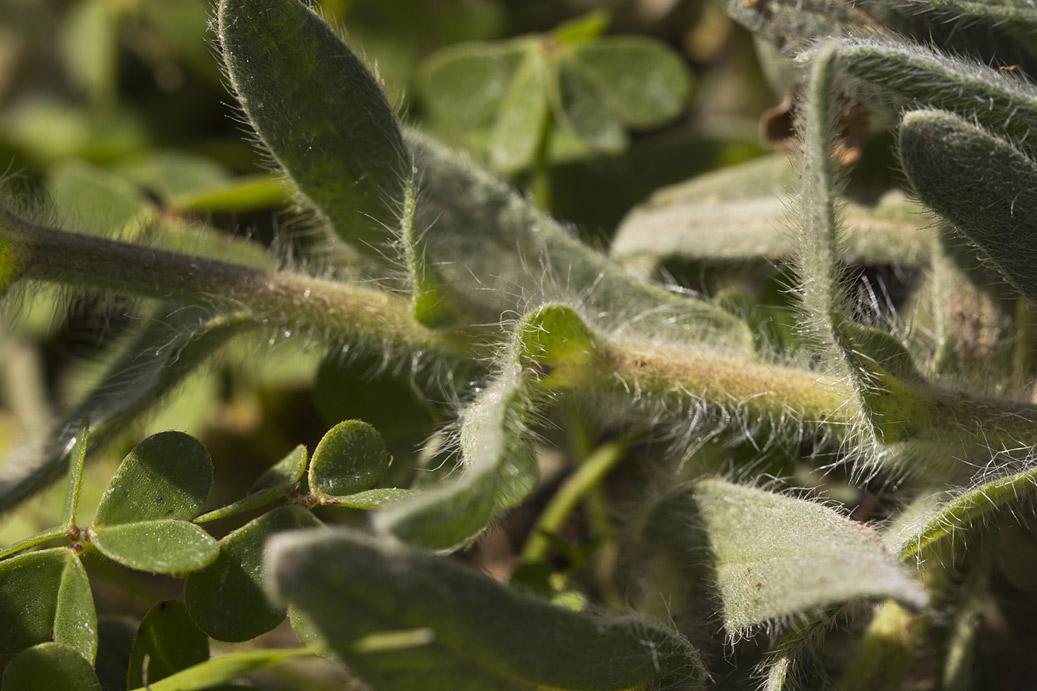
[309,420,389,501]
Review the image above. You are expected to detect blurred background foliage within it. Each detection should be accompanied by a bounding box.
[0,1,781,682]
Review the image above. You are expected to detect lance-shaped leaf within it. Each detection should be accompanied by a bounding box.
[833,36,1037,149]
[89,432,218,574]
[718,0,881,52]
[185,506,321,642]
[794,43,927,446]
[128,648,312,691]
[374,305,596,550]
[0,548,96,661]
[308,420,389,501]
[1,642,101,691]
[644,480,927,634]
[899,0,1037,25]
[407,129,754,353]
[900,110,1037,305]
[126,601,209,690]
[885,464,1037,561]
[266,528,706,690]
[217,0,411,258]
[613,157,932,270]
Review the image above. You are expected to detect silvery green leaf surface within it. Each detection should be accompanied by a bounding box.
[900,110,1037,305]
[90,520,218,575]
[645,480,927,634]
[266,528,706,690]
[217,0,411,258]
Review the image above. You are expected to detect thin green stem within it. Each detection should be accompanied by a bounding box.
[521,439,628,562]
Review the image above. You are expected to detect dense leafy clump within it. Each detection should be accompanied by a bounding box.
[3,0,1037,688]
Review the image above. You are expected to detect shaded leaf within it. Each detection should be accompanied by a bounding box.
[900,109,1037,305]
[644,480,927,634]
[899,0,1037,25]
[718,0,881,52]
[1,642,101,691]
[308,420,389,501]
[551,59,626,153]
[266,528,706,690]
[48,162,149,237]
[489,46,548,173]
[169,174,288,213]
[185,506,321,642]
[90,520,218,575]
[217,0,411,257]
[0,548,96,661]
[569,38,691,128]
[94,431,212,526]
[127,601,209,690]
[418,42,526,129]
[94,616,137,691]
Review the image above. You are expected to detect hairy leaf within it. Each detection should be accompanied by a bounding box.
[127,601,209,689]
[718,0,881,52]
[217,0,411,257]
[645,480,927,634]
[900,110,1037,305]
[266,528,706,690]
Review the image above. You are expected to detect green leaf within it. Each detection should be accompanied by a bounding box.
[318,487,414,509]
[552,9,611,44]
[834,36,1037,148]
[308,420,389,501]
[550,59,626,153]
[899,109,1037,305]
[0,311,252,517]
[94,431,212,526]
[644,480,927,634]
[47,161,150,237]
[127,648,312,691]
[94,616,137,691]
[90,521,218,575]
[0,548,97,661]
[568,38,691,128]
[266,528,706,690]
[217,0,411,257]
[899,0,1037,25]
[489,46,548,173]
[885,464,1037,561]
[418,42,526,130]
[61,419,89,530]
[115,151,232,201]
[168,174,288,213]
[1,642,101,691]
[374,309,551,550]
[195,445,308,524]
[407,129,754,352]
[185,506,321,642]
[717,0,879,52]
[126,601,209,690]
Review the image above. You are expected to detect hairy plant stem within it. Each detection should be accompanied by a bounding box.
[2,211,485,362]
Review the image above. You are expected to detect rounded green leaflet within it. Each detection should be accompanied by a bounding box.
[1,642,101,691]
[568,38,691,128]
[217,0,411,258]
[309,420,390,501]
[418,41,526,129]
[185,505,321,642]
[550,58,626,153]
[0,548,97,662]
[126,600,209,690]
[89,520,218,575]
[94,431,212,526]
